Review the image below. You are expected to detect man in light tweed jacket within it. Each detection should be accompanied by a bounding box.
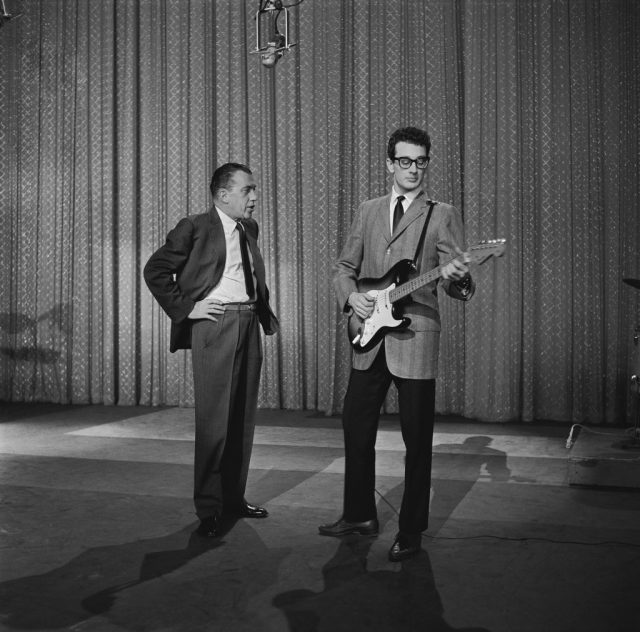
[319,127,475,561]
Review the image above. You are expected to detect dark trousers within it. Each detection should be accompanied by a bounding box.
[190,310,262,519]
[342,346,436,535]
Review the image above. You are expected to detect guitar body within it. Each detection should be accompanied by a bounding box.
[347,259,416,353]
[345,239,506,353]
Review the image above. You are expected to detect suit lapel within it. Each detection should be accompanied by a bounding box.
[377,195,393,243]
[239,219,266,291]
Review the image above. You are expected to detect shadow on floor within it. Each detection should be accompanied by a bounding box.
[273,536,491,632]
[0,519,235,629]
[429,435,521,533]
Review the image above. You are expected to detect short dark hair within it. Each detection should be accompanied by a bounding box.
[210,162,252,198]
[387,127,431,160]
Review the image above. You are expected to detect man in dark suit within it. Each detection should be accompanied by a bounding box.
[319,127,475,561]
[144,162,278,538]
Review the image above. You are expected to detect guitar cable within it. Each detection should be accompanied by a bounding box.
[374,485,640,549]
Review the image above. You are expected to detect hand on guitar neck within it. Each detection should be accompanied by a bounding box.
[440,248,471,282]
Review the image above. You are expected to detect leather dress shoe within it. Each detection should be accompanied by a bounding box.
[318,517,379,537]
[234,500,269,519]
[196,514,220,538]
[388,533,421,562]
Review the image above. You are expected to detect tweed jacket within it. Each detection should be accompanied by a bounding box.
[144,207,279,352]
[334,190,473,379]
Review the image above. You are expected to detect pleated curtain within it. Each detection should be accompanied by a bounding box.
[1,0,638,423]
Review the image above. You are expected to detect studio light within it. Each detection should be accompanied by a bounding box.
[251,0,303,68]
[0,0,22,29]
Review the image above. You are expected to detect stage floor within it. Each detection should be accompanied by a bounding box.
[1,404,639,632]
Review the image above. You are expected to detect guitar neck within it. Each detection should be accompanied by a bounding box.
[388,258,454,303]
[386,240,506,303]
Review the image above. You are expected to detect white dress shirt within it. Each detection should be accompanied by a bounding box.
[205,208,256,303]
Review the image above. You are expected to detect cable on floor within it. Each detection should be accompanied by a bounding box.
[375,489,640,549]
[422,533,640,549]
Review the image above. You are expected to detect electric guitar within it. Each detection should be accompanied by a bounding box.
[347,239,506,352]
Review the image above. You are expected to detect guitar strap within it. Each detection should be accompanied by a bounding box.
[412,201,436,266]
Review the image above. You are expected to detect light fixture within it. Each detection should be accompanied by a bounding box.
[251,0,303,68]
[0,0,21,29]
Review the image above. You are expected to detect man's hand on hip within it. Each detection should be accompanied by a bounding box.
[188,299,225,322]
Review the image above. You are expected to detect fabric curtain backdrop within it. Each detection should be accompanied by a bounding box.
[1,0,638,423]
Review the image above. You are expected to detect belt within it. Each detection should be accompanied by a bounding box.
[221,302,256,311]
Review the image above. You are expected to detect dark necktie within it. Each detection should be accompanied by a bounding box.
[392,195,405,233]
[237,222,255,299]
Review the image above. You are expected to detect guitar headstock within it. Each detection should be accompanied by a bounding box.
[468,239,506,264]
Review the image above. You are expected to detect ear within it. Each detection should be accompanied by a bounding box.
[385,158,395,174]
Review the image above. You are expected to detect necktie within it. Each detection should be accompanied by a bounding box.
[392,195,405,233]
[237,222,255,299]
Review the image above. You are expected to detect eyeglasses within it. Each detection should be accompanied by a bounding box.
[392,156,430,169]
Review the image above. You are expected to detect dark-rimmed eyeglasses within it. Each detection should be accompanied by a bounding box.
[393,156,430,169]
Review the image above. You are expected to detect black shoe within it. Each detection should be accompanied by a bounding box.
[196,514,220,538]
[233,500,269,519]
[318,517,379,537]
[388,533,421,562]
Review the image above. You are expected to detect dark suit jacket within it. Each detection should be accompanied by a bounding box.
[144,207,279,352]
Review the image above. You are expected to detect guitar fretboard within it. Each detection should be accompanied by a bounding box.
[386,240,505,303]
